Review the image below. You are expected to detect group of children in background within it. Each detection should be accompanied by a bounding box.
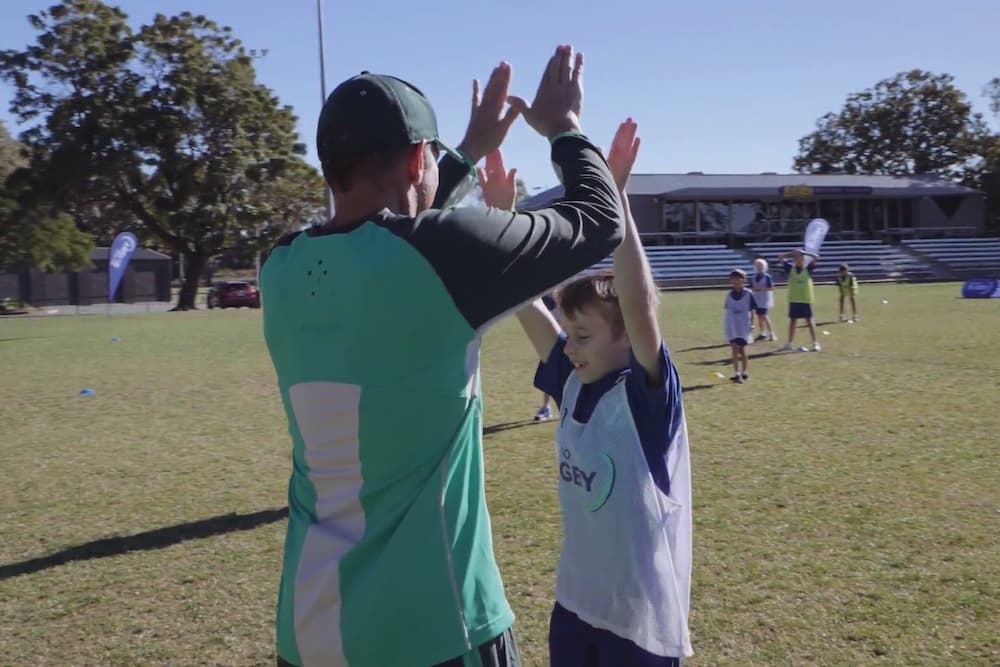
[537,250,862,415]
[722,252,860,383]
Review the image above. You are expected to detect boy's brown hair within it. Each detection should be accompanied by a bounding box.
[555,270,626,338]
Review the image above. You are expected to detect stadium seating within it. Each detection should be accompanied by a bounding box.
[742,240,935,282]
[901,238,1000,277]
[585,244,754,287]
[580,240,963,288]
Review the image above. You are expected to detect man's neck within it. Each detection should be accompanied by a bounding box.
[326,189,413,229]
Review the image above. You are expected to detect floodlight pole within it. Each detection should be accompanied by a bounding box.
[317,0,335,221]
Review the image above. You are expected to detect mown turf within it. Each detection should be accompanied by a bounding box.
[1,282,997,665]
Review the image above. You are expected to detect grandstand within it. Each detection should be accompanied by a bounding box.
[901,237,1000,278]
[585,244,751,287]
[518,172,998,288]
[743,240,937,283]
[586,240,939,287]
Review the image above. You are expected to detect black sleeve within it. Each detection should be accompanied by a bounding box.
[382,134,624,331]
[432,153,476,209]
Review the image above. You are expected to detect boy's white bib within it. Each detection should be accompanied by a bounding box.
[555,371,693,658]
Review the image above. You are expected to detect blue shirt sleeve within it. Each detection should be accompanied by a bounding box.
[807,260,816,275]
[533,333,574,405]
[623,342,684,496]
[781,260,793,273]
[766,274,774,288]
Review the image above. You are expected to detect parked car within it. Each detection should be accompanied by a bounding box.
[207,281,260,309]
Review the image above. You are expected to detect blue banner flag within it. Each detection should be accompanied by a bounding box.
[108,232,138,303]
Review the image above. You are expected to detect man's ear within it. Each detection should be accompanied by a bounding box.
[406,141,428,185]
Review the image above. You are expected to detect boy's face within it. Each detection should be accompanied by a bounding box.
[839,267,847,275]
[730,275,745,290]
[793,250,806,266]
[562,304,631,384]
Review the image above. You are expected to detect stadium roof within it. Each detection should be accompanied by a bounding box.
[518,172,982,210]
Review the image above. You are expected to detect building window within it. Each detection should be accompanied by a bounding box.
[731,202,767,235]
[696,202,729,234]
[662,202,696,234]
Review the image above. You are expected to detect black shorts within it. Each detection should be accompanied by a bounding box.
[277,627,521,667]
[549,603,681,667]
[788,302,813,319]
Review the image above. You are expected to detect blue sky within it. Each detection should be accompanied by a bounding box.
[1,0,998,192]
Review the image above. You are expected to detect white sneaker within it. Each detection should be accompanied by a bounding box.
[768,332,777,341]
[812,342,821,352]
[780,342,793,351]
[839,314,847,322]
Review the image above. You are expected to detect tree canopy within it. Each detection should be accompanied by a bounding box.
[0,0,324,308]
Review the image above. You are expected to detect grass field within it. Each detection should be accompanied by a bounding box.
[1,282,998,666]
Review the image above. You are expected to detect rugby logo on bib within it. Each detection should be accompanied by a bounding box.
[559,447,616,512]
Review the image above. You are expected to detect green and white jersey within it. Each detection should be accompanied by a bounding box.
[261,138,624,667]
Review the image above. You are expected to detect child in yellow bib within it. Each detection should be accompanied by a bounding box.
[777,249,820,352]
[837,263,859,323]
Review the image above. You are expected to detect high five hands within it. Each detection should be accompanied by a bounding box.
[479,118,640,211]
[458,45,586,164]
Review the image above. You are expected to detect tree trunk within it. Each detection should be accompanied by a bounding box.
[172,251,208,311]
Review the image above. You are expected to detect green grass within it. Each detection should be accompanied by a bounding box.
[1,282,997,666]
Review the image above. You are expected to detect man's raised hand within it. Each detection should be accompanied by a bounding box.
[508,45,584,140]
[457,62,521,164]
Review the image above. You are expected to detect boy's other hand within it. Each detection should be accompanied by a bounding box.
[607,118,640,192]
[508,45,583,140]
[458,62,521,164]
[478,149,518,210]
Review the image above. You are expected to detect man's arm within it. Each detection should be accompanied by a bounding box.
[434,61,521,209]
[393,133,624,331]
[432,153,477,209]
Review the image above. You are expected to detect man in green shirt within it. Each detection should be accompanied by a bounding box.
[261,45,625,667]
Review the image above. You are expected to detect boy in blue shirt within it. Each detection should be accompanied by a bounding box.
[481,120,693,666]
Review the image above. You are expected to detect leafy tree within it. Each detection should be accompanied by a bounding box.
[986,78,1000,118]
[0,0,323,309]
[0,119,92,271]
[0,167,93,271]
[794,70,990,178]
[0,120,25,182]
[971,78,1000,233]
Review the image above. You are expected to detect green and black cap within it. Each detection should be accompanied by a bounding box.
[316,72,462,170]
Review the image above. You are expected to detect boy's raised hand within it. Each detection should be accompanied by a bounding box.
[607,118,640,192]
[477,149,518,210]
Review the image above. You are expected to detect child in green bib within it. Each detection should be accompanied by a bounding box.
[777,249,820,352]
[837,263,859,323]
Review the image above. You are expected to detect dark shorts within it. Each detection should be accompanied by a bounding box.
[754,308,769,315]
[729,337,748,347]
[788,302,813,319]
[277,628,521,667]
[549,602,681,667]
